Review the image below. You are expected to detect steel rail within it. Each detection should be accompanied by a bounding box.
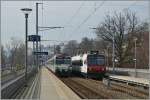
[109,76,149,88]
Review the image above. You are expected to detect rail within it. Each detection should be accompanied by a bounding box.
[1,66,38,99]
[24,69,40,99]
[109,76,149,88]
[107,67,149,73]
[1,74,25,98]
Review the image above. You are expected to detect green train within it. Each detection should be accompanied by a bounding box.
[46,54,72,76]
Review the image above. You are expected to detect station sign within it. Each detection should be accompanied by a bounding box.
[33,51,48,55]
[28,35,41,42]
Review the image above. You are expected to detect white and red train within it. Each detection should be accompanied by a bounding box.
[46,51,106,78]
[71,51,106,78]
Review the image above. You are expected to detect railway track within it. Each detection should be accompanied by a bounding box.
[110,81,148,99]
[1,67,39,99]
[14,69,40,99]
[47,66,148,99]
[61,78,105,99]
[87,78,148,98]
[60,77,148,99]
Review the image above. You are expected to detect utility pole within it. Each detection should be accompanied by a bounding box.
[36,3,42,71]
[33,41,35,65]
[36,3,38,71]
[107,46,110,69]
[90,27,115,72]
[112,21,116,74]
[134,37,137,77]
[112,33,115,73]
[35,2,63,66]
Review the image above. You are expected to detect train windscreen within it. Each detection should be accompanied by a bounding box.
[56,56,71,65]
[87,55,105,65]
[56,57,64,65]
[64,57,71,64]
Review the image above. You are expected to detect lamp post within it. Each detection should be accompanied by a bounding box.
[21,8,32,86]
[133,37,137,77]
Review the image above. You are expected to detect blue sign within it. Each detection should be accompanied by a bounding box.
[33,51,48,55]
[28,35,40,42]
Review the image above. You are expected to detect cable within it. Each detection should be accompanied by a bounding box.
[60,1,86,42]
[65,1,85,26]
[41,39,68,43]
[70,1,105,40]
[123,1,137,10]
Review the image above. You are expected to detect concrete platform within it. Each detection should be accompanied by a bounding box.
[109,75,149,87]
[40,67,81,100]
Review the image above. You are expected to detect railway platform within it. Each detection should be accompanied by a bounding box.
[109,75,149,87]
[40,67,81,100]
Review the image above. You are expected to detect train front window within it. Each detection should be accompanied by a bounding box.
[56,58,64,64]
[64,58,71,64]
[87,55,105,65]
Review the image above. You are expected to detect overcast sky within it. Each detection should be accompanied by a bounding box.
[1,1,149,47]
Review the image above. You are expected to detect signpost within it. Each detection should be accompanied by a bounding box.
[33,51,48,55]
[28,35,41,67]
[28,35,41,42]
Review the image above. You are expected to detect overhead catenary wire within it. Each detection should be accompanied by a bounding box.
[123,1,137,10]
[71,1,142,40]
[71,1,105,38]
[64,1,86,27]
[41,39,68,43]
[60,1,86,42]
[86,1,138,36]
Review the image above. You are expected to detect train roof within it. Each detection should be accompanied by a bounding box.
[47,54,71,62]
[71,55,82,61]
[71,52,104,61]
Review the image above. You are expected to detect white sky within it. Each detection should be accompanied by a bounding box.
[1,1,149,47]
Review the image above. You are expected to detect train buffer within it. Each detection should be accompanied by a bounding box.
[109,75,149,88]
[40,67,81,100]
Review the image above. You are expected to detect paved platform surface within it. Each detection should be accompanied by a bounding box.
[110,75,149,86]
[40,67,81,100]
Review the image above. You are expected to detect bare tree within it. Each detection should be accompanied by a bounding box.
[96,9,139,67]
[6,37,25,71]
[79,37,94,53]
[55,45,61,54]
[93,39,110,53]
[63,40,79,56]
[1,45,7,69]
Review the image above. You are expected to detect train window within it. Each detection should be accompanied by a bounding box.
[72,60,83,66]
[55,56,71,65]
[87,55,105,65]
[97,58,105,65]
[56,58,64,65]
[64,58,71,64]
